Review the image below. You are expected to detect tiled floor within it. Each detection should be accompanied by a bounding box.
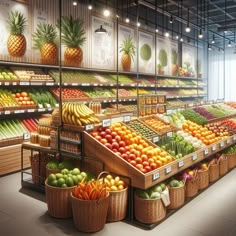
[1,170,236,236]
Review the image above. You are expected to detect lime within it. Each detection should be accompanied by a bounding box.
[50,179,58,187]
[58,178,66,187]
[61,183,68,188]
[77,174,83,183]
[72,168,80,175]
[61,169,69,175]
[55,173,63,179]
[48,174,56,184]
[80,172,87,178]
[72,175,79,185]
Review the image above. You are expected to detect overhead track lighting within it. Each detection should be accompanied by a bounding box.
[88,0,92,10]
[169,15,173,24]
[125,0,130,23]
[175,35,179,40]
[198,29,203,39]
[164,31,169,37]
[95,25,107,34]
[208,44,212,50]
[180,37,183,42]
[155,28,159,33]
[185,8,191,32]
[72,1,77,6]
[212,34,215,44]
[103,0,110,17]
[228,40,232,47]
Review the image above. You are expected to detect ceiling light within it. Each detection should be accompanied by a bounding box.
[169,15,173,24]
[103,9,110,17]
[176,35,179,40]
[72,1,77,6]
[137,22,141,27]
[95,25,107,34]
[185,23,191,33]
[180,37,183,42]
[212,34,215,44]
[164,31,169,37]
[88,4,92,10]
[208,44,212,50]
[125,17,130,23]
[198,29,203,39]
[224,30,228,34]
[155,28,159,33]
[228,40,232,47]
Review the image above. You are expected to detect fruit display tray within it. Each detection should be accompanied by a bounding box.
[84,132,235,189]
[0,137,23,147]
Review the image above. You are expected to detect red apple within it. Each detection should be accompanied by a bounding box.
[119,147,126,154]
[115,152,121,156]
[119,141,126,147]
[129,153,136,160]
[112,142,119,150]
[130,160,137,166]
[91,132,98,137]
[100,138,107,144]
[141,168,147,174]
[105,128,112,134]
[115,135,121,143]
[105,134,112,143]
[112,148,118,152]
[111,131,117,138]
[141,154,148,162]
[104,143,112,150]
[135,157,142,164]
[121,153,129,161]
[95,135,102,141]
[145,166,151,172]
[142,161,149,167]
[100,131,106,138]
[136,164,143,170]
[150,163,157,170]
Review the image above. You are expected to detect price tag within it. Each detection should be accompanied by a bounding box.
[204,148,209,155]
[46,104,51,108]
[46,82,54,86]
[28,109,34,113]
[20,81,29,86]
[102,119,111,127]
[178,160,184,168]
[220,141,225,148]
[212,144,216,151]
[12,82,17,86]
[38,104,43,109]
[234,135,236,141]
[4,82,9,86]
[38,108,46,112]
[0,82,1,85]
[103,100,107,103]
[14,110,24,114]
[192,153,198,161]
[123,115,131,123]
[167,132,173,137]
[64,83,68,86]
[31,82,43,86]
[23,133,31,140]
[152,136,160,143]
[85,124,94,131]
[72,83,78,86]
[48,107,52,111]
[165,166,172,174]
[152,171,160,181]
[4,110,11,115]
[227,139,231,144]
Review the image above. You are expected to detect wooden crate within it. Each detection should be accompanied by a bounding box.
[0,144,30,176]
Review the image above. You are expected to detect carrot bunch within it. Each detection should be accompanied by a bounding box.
[72,178,108,200]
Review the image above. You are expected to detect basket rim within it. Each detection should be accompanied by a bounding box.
[168,184,185,189]
[134,194,161,201]
[45,179,77,189]
[70,191,110,202]
[107,187,128,193]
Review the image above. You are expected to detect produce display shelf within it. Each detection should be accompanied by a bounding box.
[207,114,236,123]
[84,131,236,190]
[156,74,203,80]
[0,80,57,86]
[0,107,53,116]
[22,142,58,153]
[167,95,206,99]
[156,85,199,89]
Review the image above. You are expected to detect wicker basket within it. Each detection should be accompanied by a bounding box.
[71,192,110,233]
[197,169,209,190]
[168,185,185,210]
[209,163,219,182]
[225,153,236,169]
[134,194,166,224]
[106,187,128,222]
[45,180,75,218]
[219,156,228,176]
[185,179,198,198]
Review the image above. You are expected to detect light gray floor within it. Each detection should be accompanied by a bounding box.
[1,170,236,236]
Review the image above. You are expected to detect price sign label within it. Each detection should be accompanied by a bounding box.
[85,124,94,131]
[20,81,30,86]
[38,104,43,109]
[167,132,173,137]
[204,148,209,155]
[46,82,54,86]
[153,136,160,143]
[31,82,43,86]
[38,108,46,112]
[227,139,231,144]
[48,107,52,111]
[23,133,31,140]
[102,119,111,127]
[64,83,68,86]
[0,82,1,85]
[165,166,172,174]
[14,110,24,114]
[4,82,10,85]
[152,171,160,181]
[220,141,225,148]
[192,153,198,161]
[12,82,17,86]
[4,110,11,115]
[178,160,184,168]
[28,109,34,113]
[46,104,51,108]
[212,144,216,151]
[72,83,78,86]
[123,115,131,123]
[234,135,236,141]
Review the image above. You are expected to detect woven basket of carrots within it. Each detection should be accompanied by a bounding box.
[71,173,110,233]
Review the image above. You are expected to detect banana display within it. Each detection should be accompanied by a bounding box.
[62,102,100,126]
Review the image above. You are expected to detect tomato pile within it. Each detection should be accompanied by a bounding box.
[52,88,88,99]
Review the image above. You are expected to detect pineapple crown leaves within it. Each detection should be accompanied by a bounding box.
[119,36,136,61]
[57,15,86,48]
[171,48,178,64]
[32,23,58,50]
[7,11,27,35]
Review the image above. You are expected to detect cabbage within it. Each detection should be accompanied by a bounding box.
[150,191,161,199]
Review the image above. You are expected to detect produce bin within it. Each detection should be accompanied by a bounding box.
[168,185,185,209]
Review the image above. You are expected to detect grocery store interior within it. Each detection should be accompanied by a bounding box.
[1,0,236,235]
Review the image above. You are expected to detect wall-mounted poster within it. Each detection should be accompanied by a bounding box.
[91,16,115,70]
[170,41,179,76]
[156,36,171,76]
[0,0,29,56]
[197,46,205,78]
[138,31,155,74]
[118,24,136,72]
[182,44,197,78]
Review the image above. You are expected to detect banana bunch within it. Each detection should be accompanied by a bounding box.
[62,102,100,126]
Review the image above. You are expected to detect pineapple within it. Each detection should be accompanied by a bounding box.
[33,23,58,65]
[7,11,27,57]
[119,36,135,72]
[58,16,86,67]
[171,48,178,76]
